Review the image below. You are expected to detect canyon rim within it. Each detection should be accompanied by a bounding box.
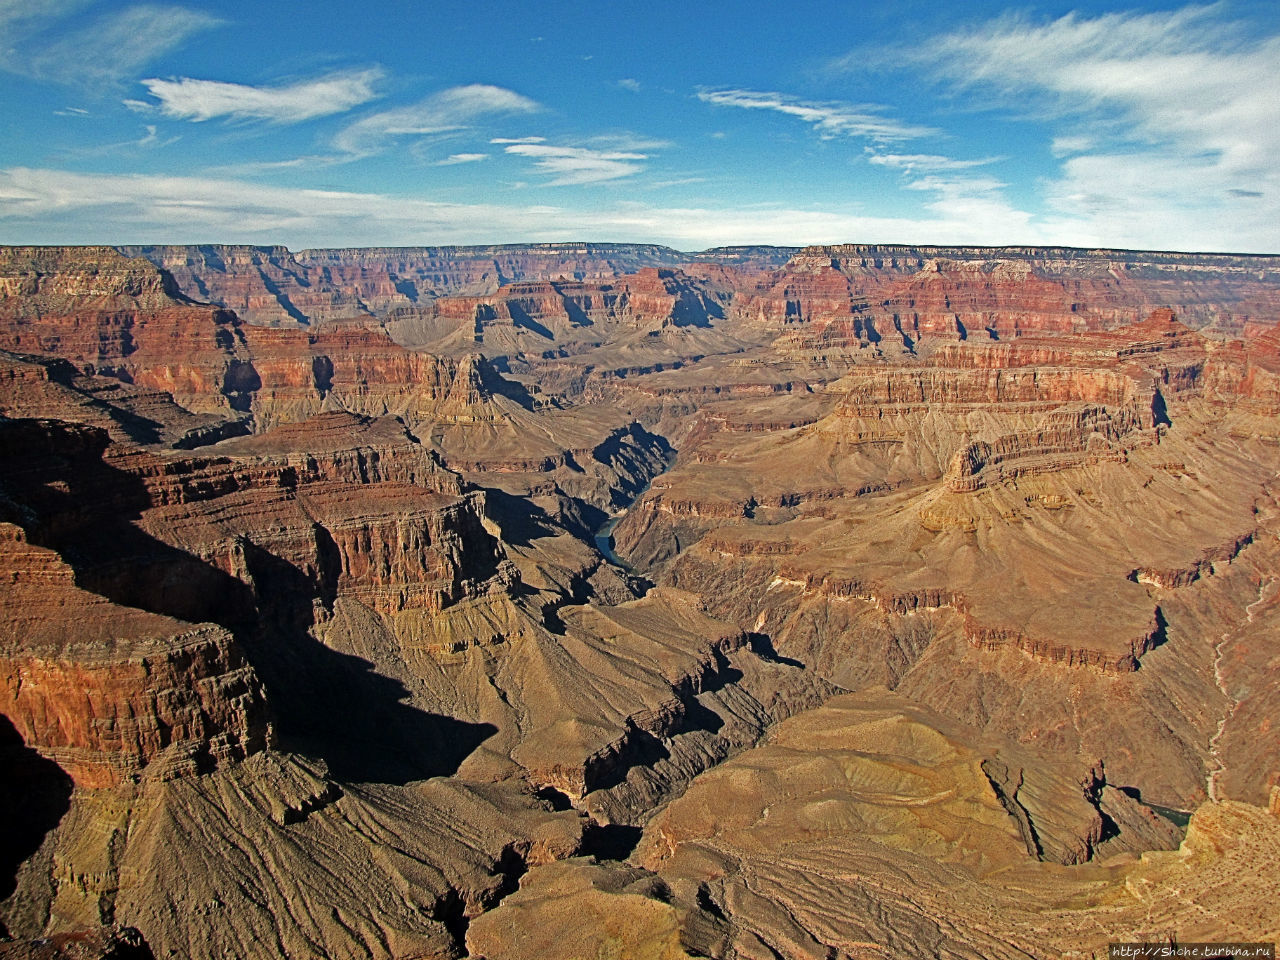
[0,241,1278,958]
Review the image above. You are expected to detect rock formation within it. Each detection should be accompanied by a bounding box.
[3,241,1279,958]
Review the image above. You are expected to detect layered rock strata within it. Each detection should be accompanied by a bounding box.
[2,241,1279,959]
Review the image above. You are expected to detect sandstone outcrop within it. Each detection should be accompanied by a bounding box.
[120,243,796,326]
[115,243,1280,350]
[0,247,255,417]
[3,241,1279,959]
[385,267,732,359]
[467,692,1270,960]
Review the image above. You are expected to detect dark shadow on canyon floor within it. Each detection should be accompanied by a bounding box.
[0,716,73,906]
[0,419,496,787]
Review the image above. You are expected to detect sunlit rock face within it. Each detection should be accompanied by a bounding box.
[1,241,1279,959]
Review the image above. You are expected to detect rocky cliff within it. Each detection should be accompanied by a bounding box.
[114,242,1280,340]
[118,243,796,326]
[2,241,1279,960]
[735,245,1280,352]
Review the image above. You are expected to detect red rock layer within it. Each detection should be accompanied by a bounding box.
[103,243,1280,346]
[944,404,1152,493]
[0,247,256,417]
[738,246,1280,350]
[0,521,271,789]
[117,243,793,325]
[0,247,524,432]
[113,245,373,326]
[238,323,462,427]
[408,267,729,343]
[0,412,506,785]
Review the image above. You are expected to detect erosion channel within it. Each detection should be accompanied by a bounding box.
[594,448,676,571]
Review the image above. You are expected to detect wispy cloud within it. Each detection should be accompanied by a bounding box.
[919,5,1280,250]
[203,156,344,177]
[647,177,707,189]
[137,69,381,123]
[334,84,539,157]
[867,152,998,173]
[11,163,1280,251]
[865,150,1020,233]
[618,78,641,92]
[437,153,488,165]
[901,173,1031,236]
[0,165,1053,249]
[500,142,651,185]
[0,0,90,65]
[1049,135,1093,157]
[697,88,934,142]
[21,5,221,86]
[0,0,85,29]
[46,123,180,161]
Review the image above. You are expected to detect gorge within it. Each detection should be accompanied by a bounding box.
[1,240,1278,960]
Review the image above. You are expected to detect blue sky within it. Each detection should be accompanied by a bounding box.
[1,0,1277,251]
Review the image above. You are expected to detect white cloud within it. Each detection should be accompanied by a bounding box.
[0,165,1049,250]
[491,136,546,144]
[921,5,1280,251]
[697,88,934,142]
[647,177,708,189]
[0,0,85,28]
[138,69,381,123]
[1049,135,1093,157]
[900,173,1034,237]
[334,84,539,157]
[204,157,337,176]
[46,123,181,160]
[0,0,89,68]
[437,153,488,165]
[22,5,221,85]
[585,133,670,152]
[867,152,999,173]
[864,151,1024,238]
[500,143,649,185]
[1040,149,1276,252]
[1,156,1274,253]
[619,78,641,92]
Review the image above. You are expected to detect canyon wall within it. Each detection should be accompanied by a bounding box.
[2,241,1279,960]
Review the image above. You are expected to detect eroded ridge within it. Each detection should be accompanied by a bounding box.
[1,242,1278,958]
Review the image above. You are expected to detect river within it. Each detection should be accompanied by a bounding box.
[594,515,628,568]
[593,448,677,570]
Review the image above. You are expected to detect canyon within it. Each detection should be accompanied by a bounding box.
[1,241,1279,959]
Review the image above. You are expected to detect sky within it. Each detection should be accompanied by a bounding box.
[1,0,1278,252]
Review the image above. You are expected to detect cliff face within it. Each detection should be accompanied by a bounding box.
[387,267,732,358]
[0,410,507,789]
[0,247,255,417]
[117,243,796,326]
[112,245,375,326]
[2,242,1279,960]
[112,242,1280,339]
[0,597,270,790]
[735,246,1280,351]
[0,417,274,788]
[614,305,1280,811]
[0,248,572,440]
[0,246,184,311]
